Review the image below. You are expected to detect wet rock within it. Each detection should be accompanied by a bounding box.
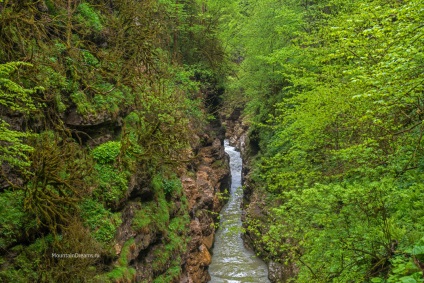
[198,244,211,266]
[202,232,214,250]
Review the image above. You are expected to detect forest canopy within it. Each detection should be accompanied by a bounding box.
[220,0,424,282]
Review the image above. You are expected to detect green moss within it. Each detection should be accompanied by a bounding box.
[151,215,189,275]
[107,266,136,281]
[211,159,225,169]
[82,50,99,67]
[91,142,129,206]
[70,82,134,117]
[153,263,181,283]
[151,174,163,192]
[76,3,103,32]
[54,93,67,113]
[168,214,190,236]
[132,193,170,233]
[132,202,153,232]
[156,192,170,231]
[94,163,129,205]
[0,190,34,249]
[96,266,136,283]
[163,178,182,196]
[70,91,93,115]
[97,238,136,282]
[79,199,122,244]
[0,236,55,282]
[118,238,135,266]
[45,0,57,14]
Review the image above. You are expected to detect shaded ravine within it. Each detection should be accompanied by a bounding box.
[208,140,270,283]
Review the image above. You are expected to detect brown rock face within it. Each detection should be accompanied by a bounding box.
[109,133,230,283]
[180,138,231,283]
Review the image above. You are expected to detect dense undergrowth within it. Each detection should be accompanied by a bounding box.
[0,0,226,282]
[219,0,424,282]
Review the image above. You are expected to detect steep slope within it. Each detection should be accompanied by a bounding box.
[0,1,230,282]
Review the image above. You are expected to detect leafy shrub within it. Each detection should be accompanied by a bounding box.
[370,238,424,283]
[0,190,35,249]
[0,62,40,174]
[94,163,129,205]
[92,141,121,164]
[152,174,182,196]
[79,199,122,244]
[163,178,182,196]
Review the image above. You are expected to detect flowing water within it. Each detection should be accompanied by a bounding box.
[208,140,270,283]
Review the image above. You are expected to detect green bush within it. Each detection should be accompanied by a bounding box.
[92,141,121,164]
[94,163,129,205]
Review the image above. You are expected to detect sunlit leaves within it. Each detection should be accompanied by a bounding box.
[229,0,424,281]
[0,62,41,176]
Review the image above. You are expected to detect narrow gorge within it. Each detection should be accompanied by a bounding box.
[2,1,423,282]
[209,140,269,283]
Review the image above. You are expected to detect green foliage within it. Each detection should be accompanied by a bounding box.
[105,266,136,282]
[98,238,136,282]
[0,222,102,282]
[224,0,424,281]
[132,202,153,232]
[0,238,51,282]
[0,62,40,175]
[91,141,130,206]
[151,215,189,276]
[0,62,38,113]
[79,199,122,244]
[92,141,121,164]
[0,190,35,249]
[132,175,178,233]
[76,3,103,32]
[151,173,183,196]
[153,261,182,283]
[371,238,424,283]
[118,238,135,266]
[163,177,182,196]
[93,163,129,206]
[81,50,100,67]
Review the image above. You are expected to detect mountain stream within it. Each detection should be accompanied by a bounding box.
[208,140,270,283]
